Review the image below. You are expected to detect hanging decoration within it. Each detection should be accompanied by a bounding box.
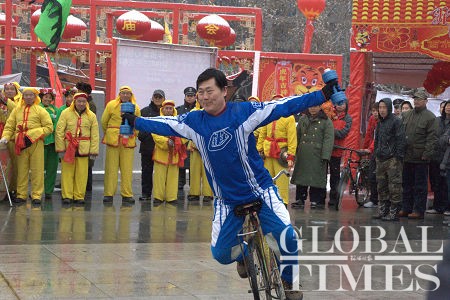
[116,10,151,38]
[215,28,236,48]
[140,20,164,42]
[196,14,231,46]
[62,15,87,39]
[423,61,450,96]
[297,0,326,53]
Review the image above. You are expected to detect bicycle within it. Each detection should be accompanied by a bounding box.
[235,169,290,300]
[334,145,371,210]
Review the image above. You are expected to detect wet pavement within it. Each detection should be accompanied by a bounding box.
[0,178,448,299]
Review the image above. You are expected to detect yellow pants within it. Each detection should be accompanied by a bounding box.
[7,141,17,192]
[264,157,289,204]
[153,162,178,202]
[104,145,134,197]
[189,150,212,197]
[16,141,44,200]
[61,156,88,200]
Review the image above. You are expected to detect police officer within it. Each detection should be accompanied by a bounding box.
[176,87,197,190]
[393,98,403,117]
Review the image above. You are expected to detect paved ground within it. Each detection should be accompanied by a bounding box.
[0,178,448,299]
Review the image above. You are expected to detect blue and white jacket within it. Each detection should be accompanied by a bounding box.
[135,91,325,205]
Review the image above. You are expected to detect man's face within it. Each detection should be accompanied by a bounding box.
[197,78,227,115]
[378,102,388,118]
[162,105,174,116]
[75,97,88,112]
[119,90,132,102]
[440,102,446,114]
[3,85,17,99]
[184,94,196,104]
[41,94,53,107]
[152,94,164,107]
[23,91,36,105]
[413,98,427,109]
[393,105,401,115]
[445,103,450,116]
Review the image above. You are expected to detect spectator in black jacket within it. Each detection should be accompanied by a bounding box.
[175,87,197,190]
[138,89,165,201]
[373,98,406,221]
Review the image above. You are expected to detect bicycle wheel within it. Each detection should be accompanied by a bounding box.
[354,170,370,206]
[245,237,271,300]
[336,168,350,211]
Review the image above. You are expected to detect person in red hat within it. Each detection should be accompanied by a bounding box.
[56,92,99,205]
[257,93,297,206]
[152,100,187,204]
[0,87,53,205]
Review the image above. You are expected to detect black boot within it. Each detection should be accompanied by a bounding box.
[382,203,400,221]
[373,201,389,219]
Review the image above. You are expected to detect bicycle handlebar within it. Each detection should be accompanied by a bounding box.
[333,145,370,157]
[272,169,290,183]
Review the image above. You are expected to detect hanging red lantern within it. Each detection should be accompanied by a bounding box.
[62,15,87,39]
[31,9,41,27]
[116,10,151,38]
[215,28,236,48]
[0,12,18,37]
[140,20,164,42]
[297,0,326,19]
[196,14,231,45]
[297,0,326,53]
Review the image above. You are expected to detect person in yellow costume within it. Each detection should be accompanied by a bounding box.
[186,100,213,203]
[101,86,141,204]
[257,94,297,205]
[56,92,99,205]
[152,100,187,204]
[3,82,22,104]
[0,90,17,200]
[0,87,53,205]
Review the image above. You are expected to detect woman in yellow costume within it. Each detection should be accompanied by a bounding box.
[152,100,187,204]
[257,94,297,205]
[3,82,22,104]
[101,86,141,204]
[56,92,99,205]
[0,87,53,205]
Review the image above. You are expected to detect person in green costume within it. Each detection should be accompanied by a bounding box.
[39,88,60,199]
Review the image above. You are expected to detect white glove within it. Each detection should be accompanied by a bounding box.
[58,152,65,159]
[0,138,8,144]
[89,155,97,160]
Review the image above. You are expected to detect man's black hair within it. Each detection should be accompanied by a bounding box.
[76,82,92,95]
[196,68,227,90]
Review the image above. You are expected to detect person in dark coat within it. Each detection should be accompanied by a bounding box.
[176,87,197,190]
[291,105,334,209]
[400,88,438,219]
[138,89,165,201]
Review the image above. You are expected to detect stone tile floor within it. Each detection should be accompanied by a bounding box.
[0,180,448,299]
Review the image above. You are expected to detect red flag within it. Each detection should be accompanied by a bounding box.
[45,53,64,107]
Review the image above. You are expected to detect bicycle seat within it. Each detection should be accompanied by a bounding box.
[234,200,262,217]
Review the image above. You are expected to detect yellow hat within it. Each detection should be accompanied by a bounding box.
[21,87,41,105]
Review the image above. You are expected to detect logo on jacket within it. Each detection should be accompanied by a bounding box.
[208,128,232,151]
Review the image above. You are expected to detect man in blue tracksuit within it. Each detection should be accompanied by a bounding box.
[123,68,340,300]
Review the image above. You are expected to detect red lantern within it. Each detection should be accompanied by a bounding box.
[140,20,164,42]
[196,14,231,45]
[297,0,326,53]
[297,0,326,19]
[31,9,41,27]
[116,10,151,38]
[215,28,236,48]
[62,15,87,39]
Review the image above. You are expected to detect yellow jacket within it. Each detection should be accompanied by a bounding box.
[55,102,99,156]
[2,100,53,144]
[0,98,16,135]
[257,116,297,158]
[101,99,141,148]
